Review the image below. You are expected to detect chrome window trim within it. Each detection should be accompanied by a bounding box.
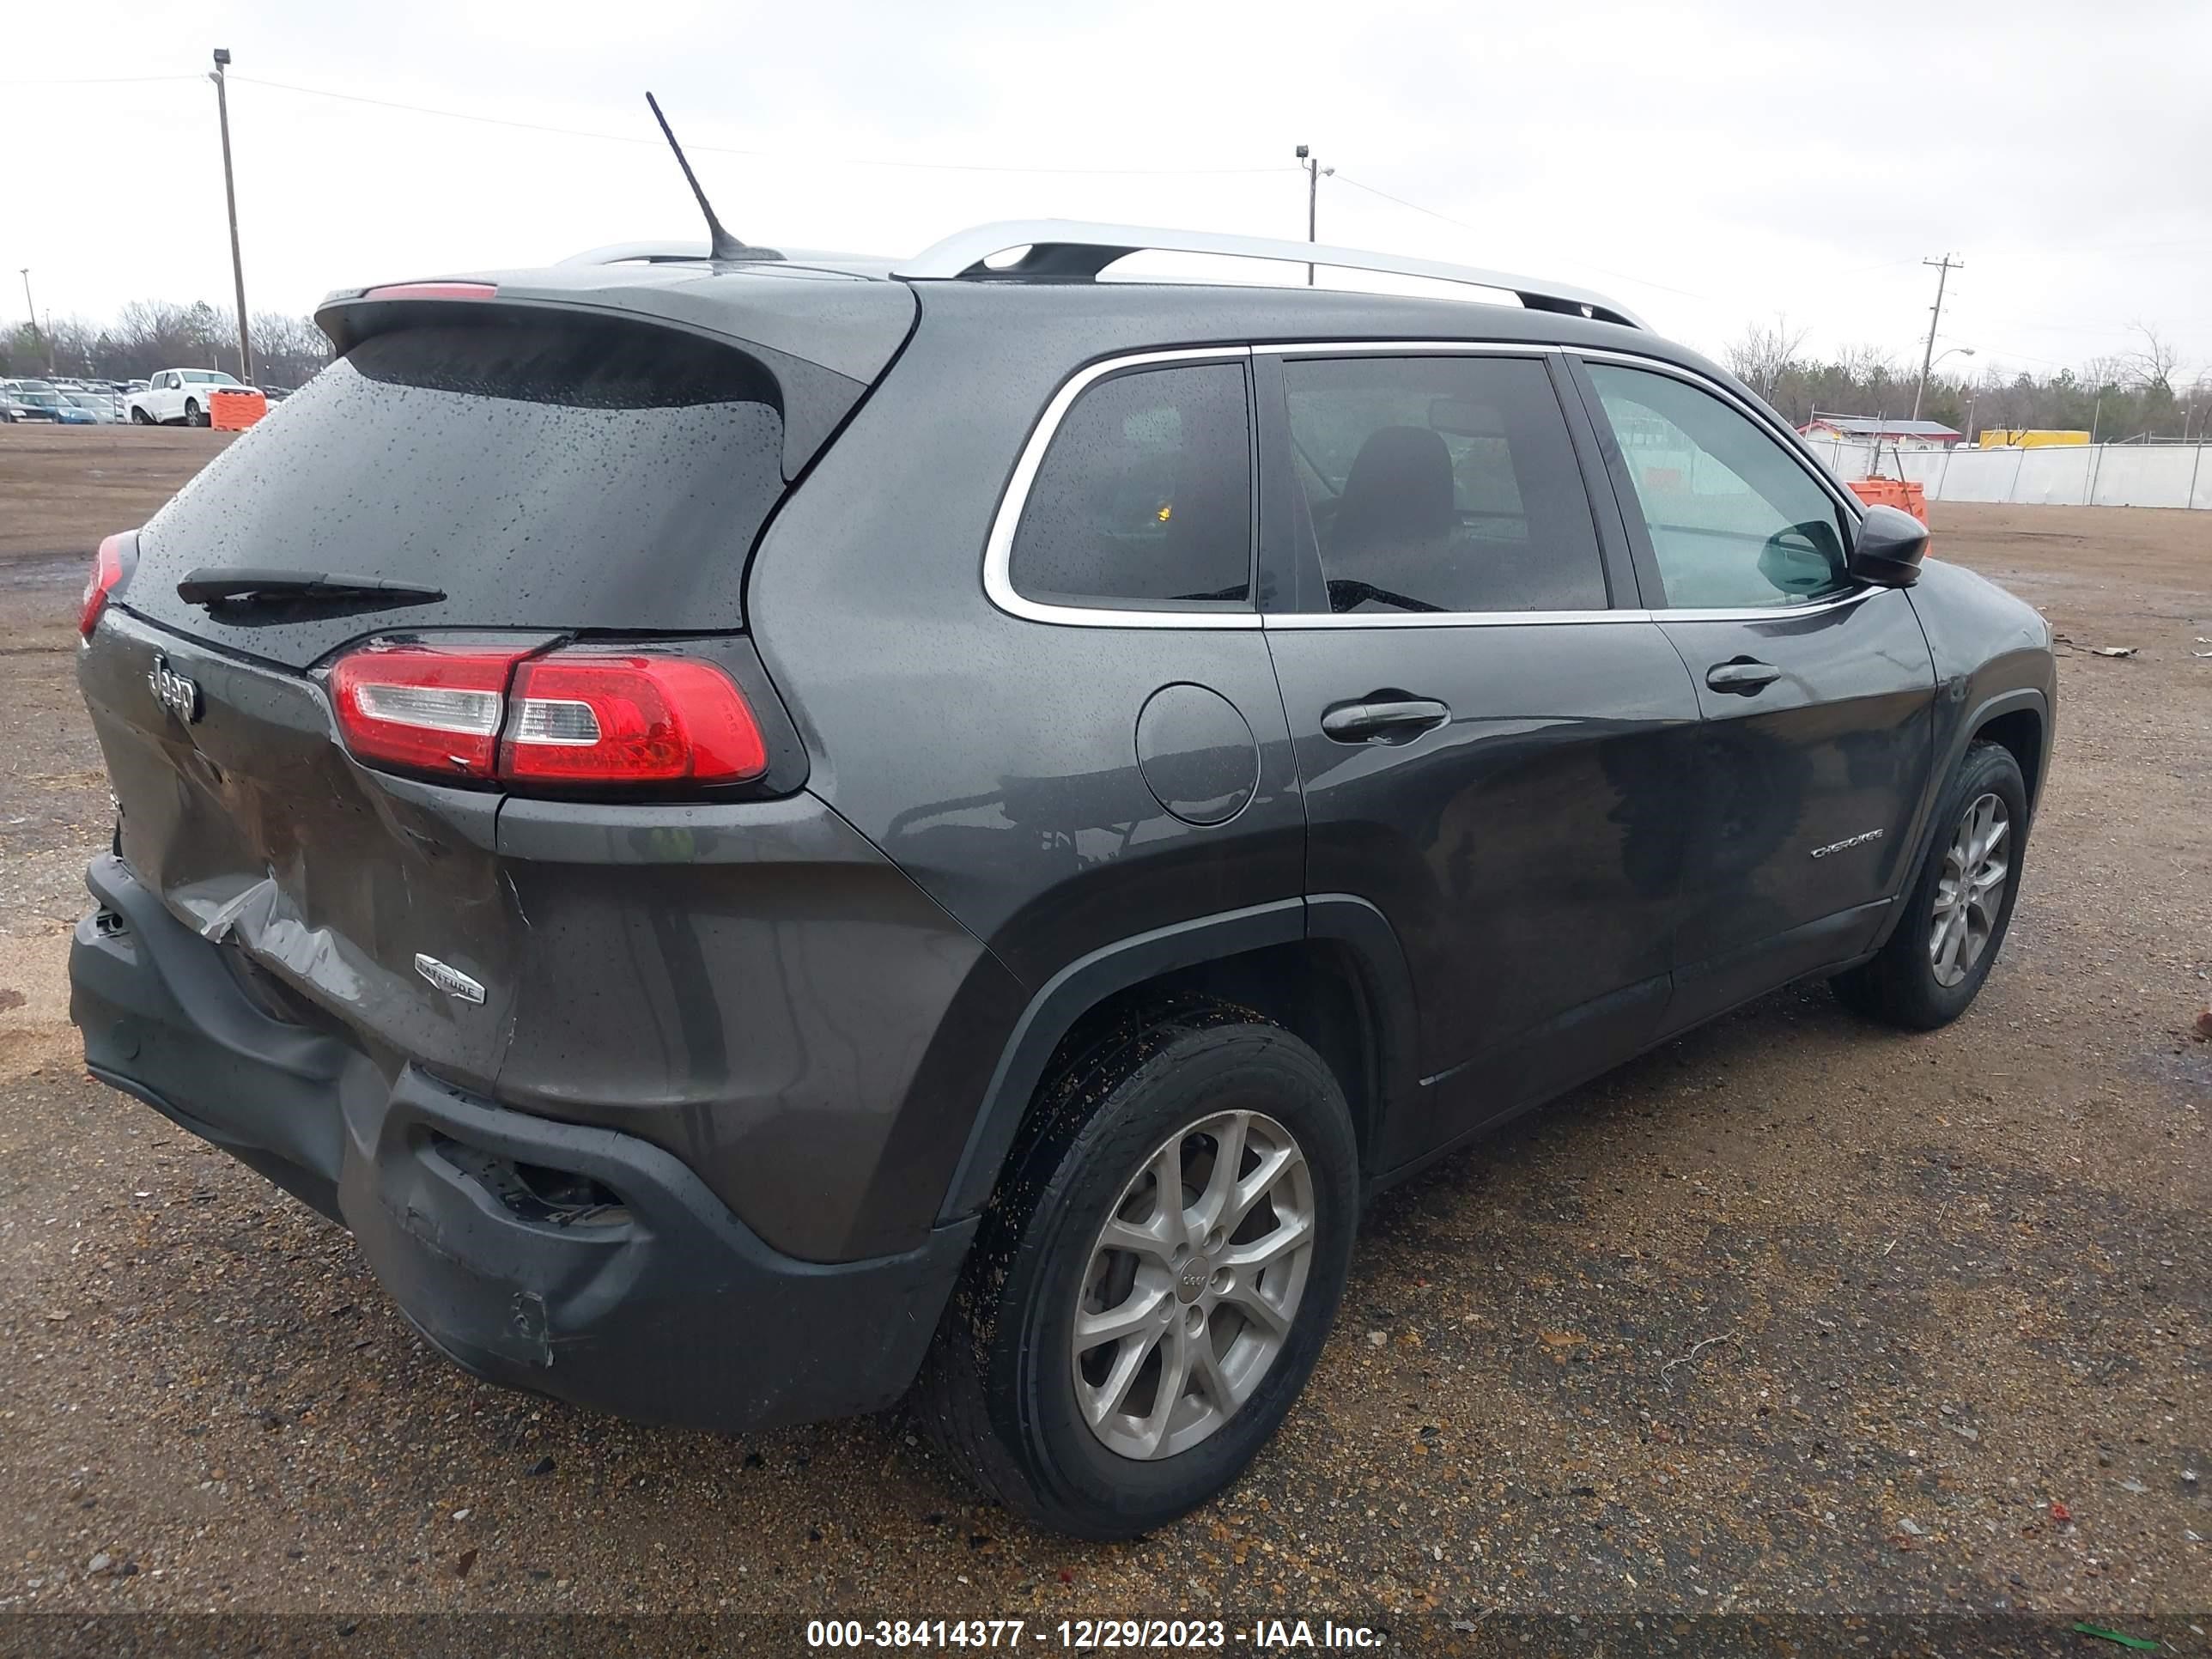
[983,346,1262,631]
[1262,586,1877,630]
[1654,585,1878,625]
[981,341,1875,632]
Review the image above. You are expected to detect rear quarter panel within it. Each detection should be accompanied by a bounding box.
[745,288,1308,990]
[743,290,1310,1227]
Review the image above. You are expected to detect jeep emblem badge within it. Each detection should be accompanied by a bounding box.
[147,653,201,724]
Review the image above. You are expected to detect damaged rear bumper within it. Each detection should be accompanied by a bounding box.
[69,852,974,1436]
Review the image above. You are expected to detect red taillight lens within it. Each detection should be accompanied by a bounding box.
[80,532,130,638]
[502,653,767,785]
[330,642,530,780]
[325,641,769,790]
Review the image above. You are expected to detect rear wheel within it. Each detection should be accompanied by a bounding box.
[1833,739,2028,1030]
[131,406,154,425]
[917,1005,1358,1539]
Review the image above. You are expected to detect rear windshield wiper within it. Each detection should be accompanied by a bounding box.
[176,567,447,611]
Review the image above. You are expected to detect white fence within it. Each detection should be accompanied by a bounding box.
[1800,438,2212,512]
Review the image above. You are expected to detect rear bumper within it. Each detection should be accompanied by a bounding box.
[69,853,973,1436]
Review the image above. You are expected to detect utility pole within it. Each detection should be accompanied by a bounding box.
[1911,253,1963,422]
[1294,145,1332,286]
[210,48,254,384]
[19,269,54,374]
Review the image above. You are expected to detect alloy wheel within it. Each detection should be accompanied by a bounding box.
[1071,1109,1315,1461]
[1929,790,2009,988]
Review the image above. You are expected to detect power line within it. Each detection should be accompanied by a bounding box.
[231,74,1296,177]
[0,73,202,86]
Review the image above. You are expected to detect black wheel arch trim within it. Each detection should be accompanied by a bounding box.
[1870,684,2048,954]
[937,894,1420,1223]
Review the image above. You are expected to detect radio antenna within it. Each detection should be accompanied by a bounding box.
[645,92,781,264]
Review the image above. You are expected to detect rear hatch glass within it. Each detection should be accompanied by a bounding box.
[122,313,787,669]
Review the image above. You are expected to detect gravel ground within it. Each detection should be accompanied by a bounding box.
[0,432,2205,1652]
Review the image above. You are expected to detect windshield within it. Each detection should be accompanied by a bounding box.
[18,390,60,408]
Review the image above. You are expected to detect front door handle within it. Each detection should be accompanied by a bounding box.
[1321,696,1451,744]
[1705,659,1782,695]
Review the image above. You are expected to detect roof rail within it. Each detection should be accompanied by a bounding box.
[891,220,1645,330]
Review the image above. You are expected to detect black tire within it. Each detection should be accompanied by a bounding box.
[184,399,205,428]
[1832,739,2029,1030]
[130,406,154,426]
[916,1003,1358,1540]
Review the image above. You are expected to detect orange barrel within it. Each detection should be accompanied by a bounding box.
[210,388,268,431]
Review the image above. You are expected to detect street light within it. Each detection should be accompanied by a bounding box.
[1918,345,1975,429]
[1295,144,1332,287]
[209,48,253,383]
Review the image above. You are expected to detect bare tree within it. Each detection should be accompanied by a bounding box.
[249,312,333,391]
[2119,323,2179,398]
[1724,313,1810,401]
[1835,344,1898,389]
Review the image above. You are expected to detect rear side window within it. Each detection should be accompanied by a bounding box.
[128,316,787,663]
[1585,363,1852,609]
[1282,355,1607,614]
[1009,362,1253,610]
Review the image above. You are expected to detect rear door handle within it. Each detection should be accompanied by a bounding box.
[1705,659,1782,695]
[1321,696,1451,744]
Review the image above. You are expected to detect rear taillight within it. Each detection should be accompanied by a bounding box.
[330,642,530,780]
[79,532,131,638]
[327,642,769,790]
[504,654,767,785]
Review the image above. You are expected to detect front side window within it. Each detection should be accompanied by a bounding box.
[1586,363,1852,609]
[1008,362,1253,610]
[1282,355,1607,614]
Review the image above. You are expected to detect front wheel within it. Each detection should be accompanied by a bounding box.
[917,1006,1358,1539]
[1833,739,2029,1030]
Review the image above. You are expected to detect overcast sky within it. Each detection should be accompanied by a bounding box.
[9,0,2209,386]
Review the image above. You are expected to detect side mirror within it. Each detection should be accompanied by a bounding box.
[1848,503,1929,587]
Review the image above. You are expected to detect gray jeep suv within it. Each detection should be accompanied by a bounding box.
[68,221,2054,1538]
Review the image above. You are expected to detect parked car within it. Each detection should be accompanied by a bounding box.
[2,380,64,422]
[62,390,124,424]
[125,367,255,427]
[69,221,2055,1539]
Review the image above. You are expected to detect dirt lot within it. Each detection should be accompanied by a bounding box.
[0,427,236,562]
[0,428,2206,1650]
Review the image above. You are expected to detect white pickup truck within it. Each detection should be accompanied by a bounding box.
[128,368,258,428]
